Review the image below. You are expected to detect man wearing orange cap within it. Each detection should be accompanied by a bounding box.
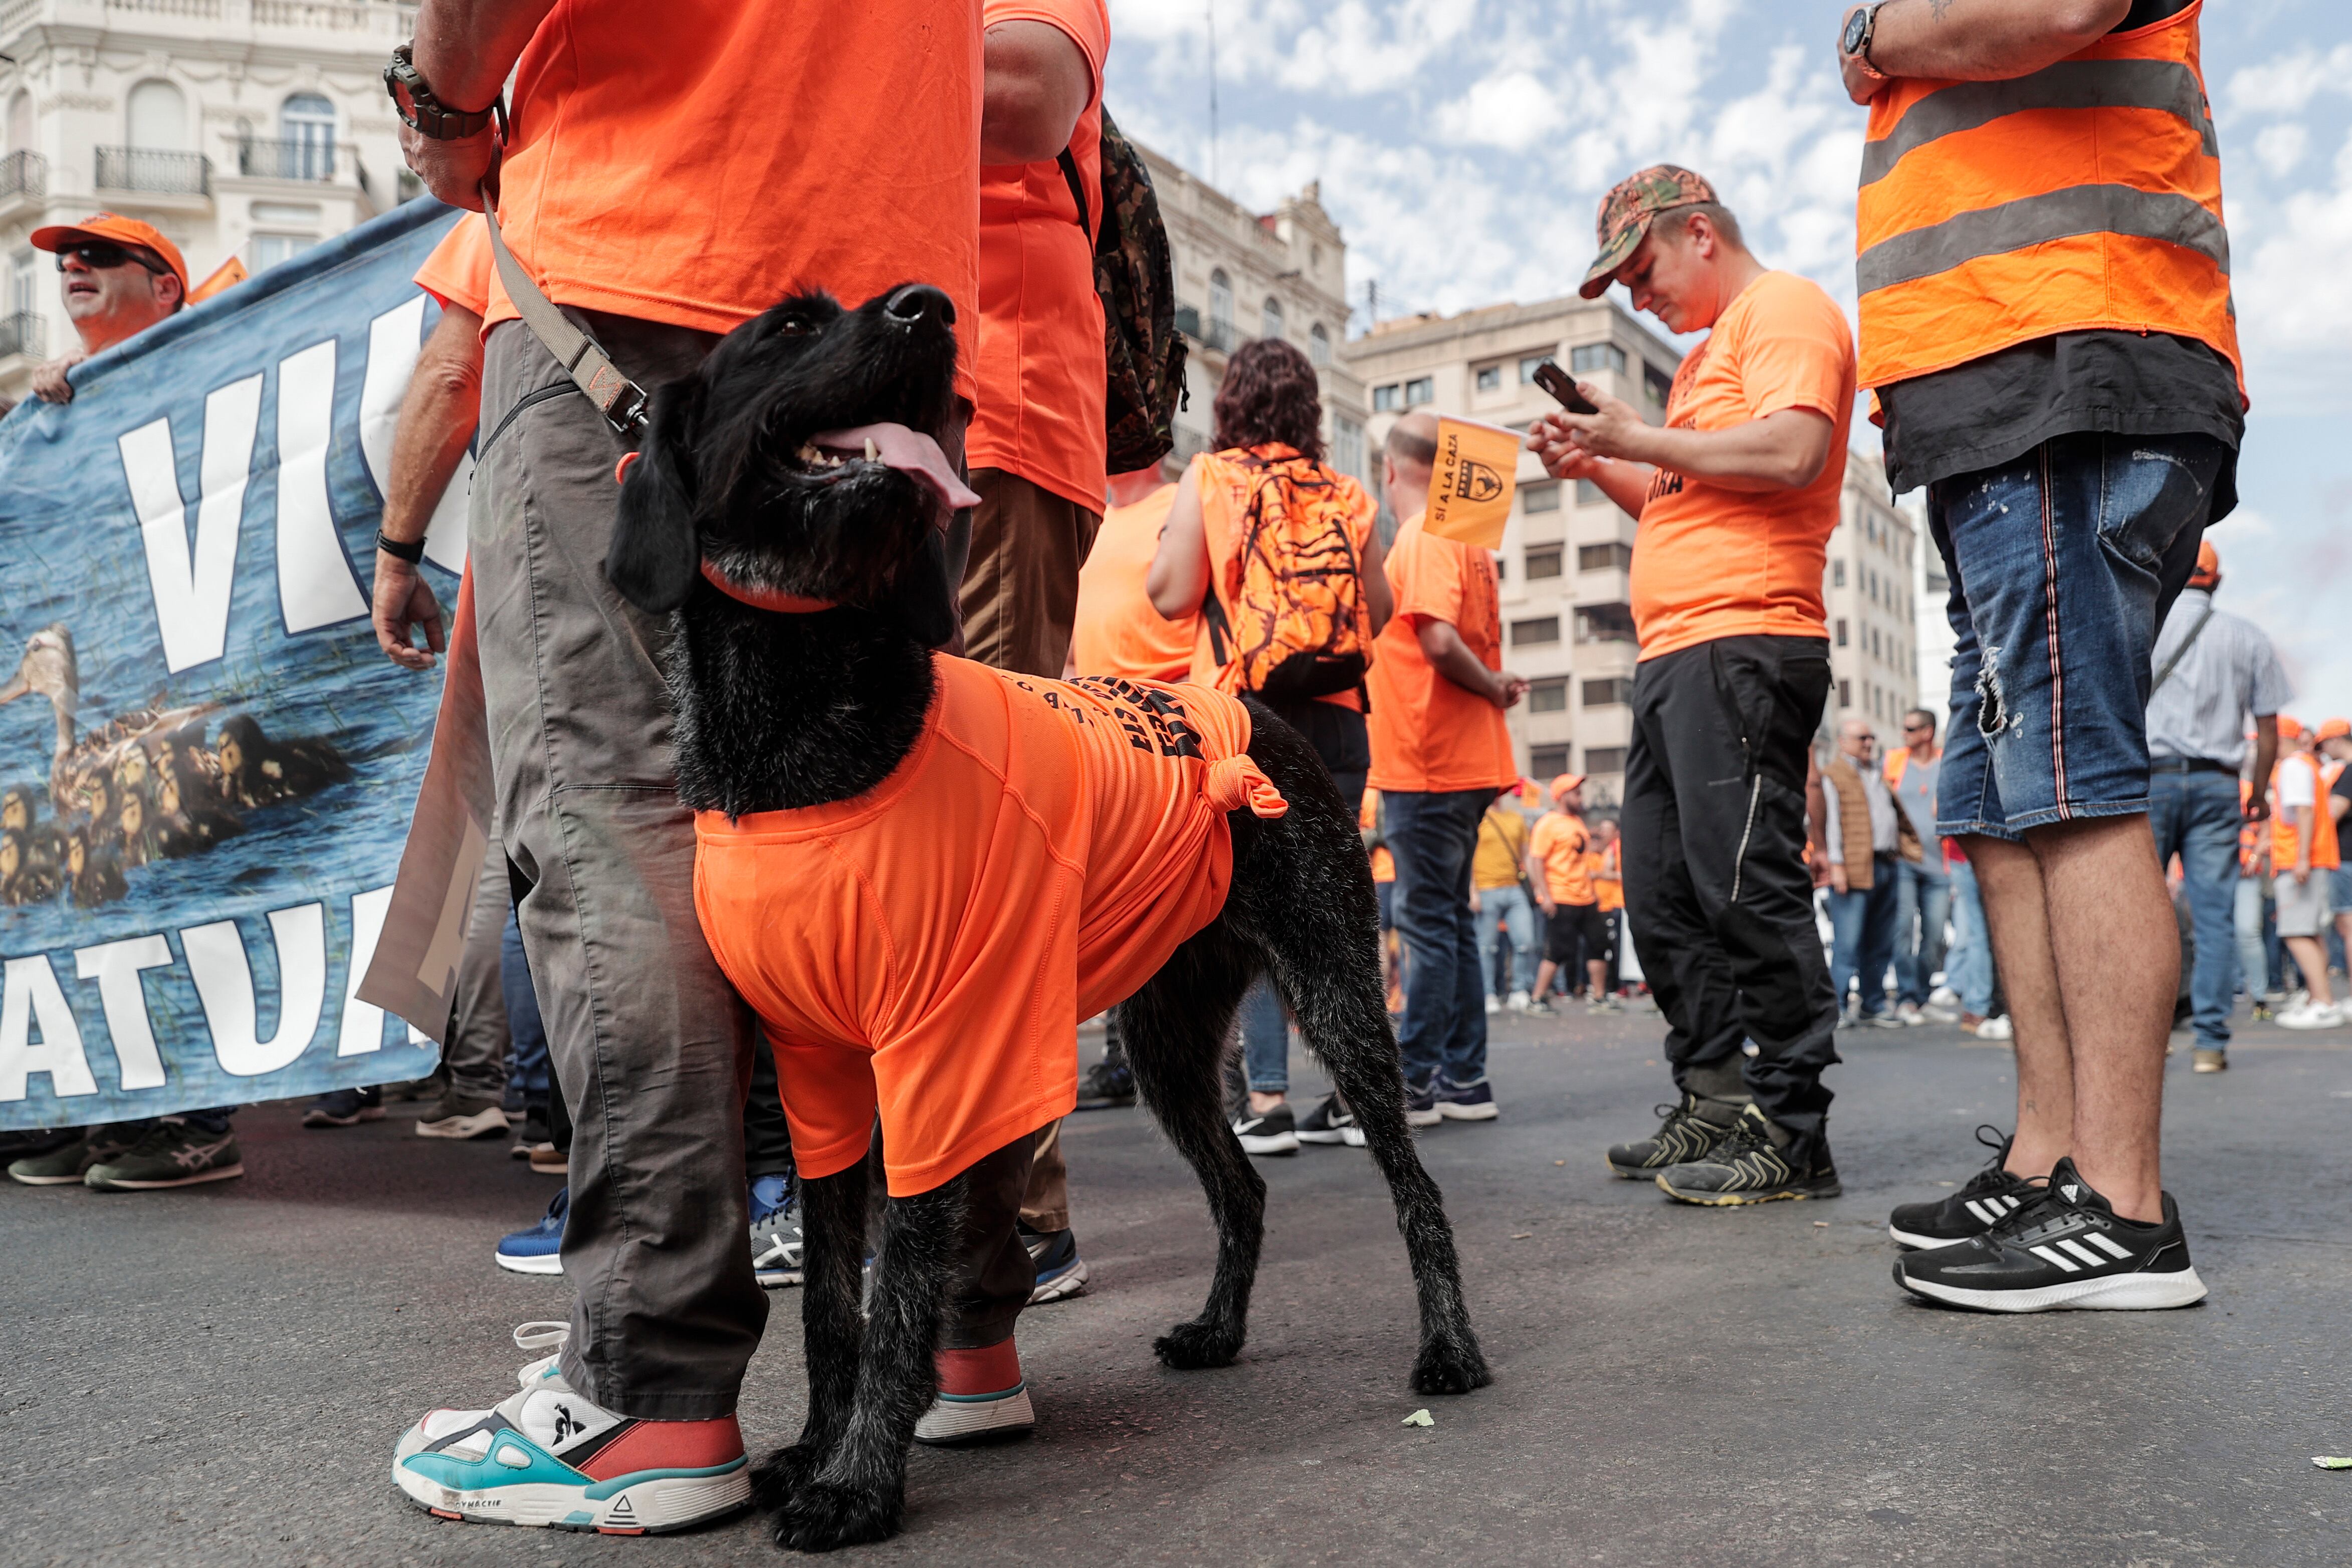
[2271,717,2342,1029]
[2144,540,2290,1070]
[26,213,188,405]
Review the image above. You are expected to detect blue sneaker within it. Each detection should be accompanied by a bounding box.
[1404,1077,1442,1129]
[393,1322,750,1532]
[496,1188,567,1276]
[1020,1223,1090,1304]
[303,1086,384,1128]
[748,1175,802,1287]
[1434,1075,1499,1122]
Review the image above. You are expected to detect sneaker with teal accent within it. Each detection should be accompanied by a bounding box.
[393,1322,751,1533]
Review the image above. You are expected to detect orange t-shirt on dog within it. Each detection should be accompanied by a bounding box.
[695,656,1284,1197]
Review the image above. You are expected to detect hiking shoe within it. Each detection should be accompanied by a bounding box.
[748,1175,802,1288]
[393,1321,750,1532]
[1233,1102,1301,1156]
[304,1086,384,1128]
[417,1095,510,1139]
[915,1342,1034,1447]
[496,1188,567,1276]
[1434,1075,1499,1121]
[509,1107,552,1158]
[1022,1224,1089,1304]
[1296,1093,1366,1147]
[1893,1159,2206,1312]
[85,1119,244,1190]
[1074,1055,1136,1110]
[1886,1125,2037,1249]
[2191,1048,2227,1073]
[1605,1092,1737,1179]
[1404,1078,1442,1129]
[1654,1104,1840,1205]
[2,1125,100,1179]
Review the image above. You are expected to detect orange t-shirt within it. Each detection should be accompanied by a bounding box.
[1529,811,1595,905]
[1629,270,1855,662]
[1071,483,1193,680]
[1367,513,1516,794]
[414,214,494,317]
[2272,753,2341,870]
[966,0,1109,512]
[1593,842,1624,912]
[484,0,981,403]
[694,657,1283,1196]
[1189,445,1380,711]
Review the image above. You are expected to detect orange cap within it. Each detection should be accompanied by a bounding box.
[2276,714,2304,741]
[30,212,189,295]
[1550,773,1587,802]
[2319,718,2351,741]
[2188,539,2219,588]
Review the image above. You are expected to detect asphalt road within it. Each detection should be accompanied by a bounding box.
[8,1007,2352,1567]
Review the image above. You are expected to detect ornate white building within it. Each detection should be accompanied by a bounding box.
[0,0,417,399]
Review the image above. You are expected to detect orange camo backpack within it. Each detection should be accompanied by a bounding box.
[1198,445,1375,703]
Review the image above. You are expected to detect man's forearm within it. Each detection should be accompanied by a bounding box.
[1582,457,1654,520]
[1420,622,1498,700]
[1622,411,1833,494]
[1865,0,2133,83]
[381,314,483,542]
[413,0,559,110]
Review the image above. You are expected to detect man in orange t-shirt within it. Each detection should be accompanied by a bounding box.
[1528,774,1609,1010]
[390,0,983,1525]
[963,0,1112,678]
[1529,167,1846,1206]
[1368,411,1526,1125]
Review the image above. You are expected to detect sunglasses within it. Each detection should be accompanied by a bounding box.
[55,242,167,275]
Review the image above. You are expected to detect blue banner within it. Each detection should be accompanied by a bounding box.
[0,199,467,1128]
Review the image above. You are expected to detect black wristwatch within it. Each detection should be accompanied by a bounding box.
[384,43,504,140]
[1841,3,1888,81]
[376,530,426,564]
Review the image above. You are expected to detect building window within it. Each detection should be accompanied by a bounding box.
[1574,603,1637,644]
[1835,618,1848,647]
[1531,743,1572,778]
[1838,679,1852,709]
[10,248,35,318]
[1643,364,1673,408]
[1404,376,1434,406]
[126,79,189,150]
[1261,295,1283,341]
[1309,322,1330,365]
[1525,546,1563,579]
[1519,355,1548,384]
[280,92,335,181]
[1373,383,1400,412]
[1333,415,1365,481]
[1577,542,1634,573]
[1833,559,1847,588]
[1510,616,1561,646]
[6,90,30,152]
[1584,746,1628,775]
[1529,677,1569,713]
[251,233,314,272]
[1209,269,1233,343]
[1570,342,1626,376]
[1582,678,1633,708]
[1575,478,1609,509]
[1522,483,1560,514]
[1475,365,1501,393]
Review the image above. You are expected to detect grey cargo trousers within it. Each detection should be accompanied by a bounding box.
[475,316,763,1419]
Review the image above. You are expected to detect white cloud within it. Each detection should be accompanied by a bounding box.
[1433,68,1567,150]
[2225,42,2352,118]
[2254,121,2309,177]
[2233,127,2352,405]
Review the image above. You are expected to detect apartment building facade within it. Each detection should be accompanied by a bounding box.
[1339,294,1680,805]
[0,0,419,401]
[1825,447,1923,738]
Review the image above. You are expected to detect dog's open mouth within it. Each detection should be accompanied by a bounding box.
[790,422,981,528]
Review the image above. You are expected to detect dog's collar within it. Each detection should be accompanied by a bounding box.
[699,560,839,615]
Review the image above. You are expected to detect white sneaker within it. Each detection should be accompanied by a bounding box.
[1897,1002,1926,1026]
[1506,990,1531,1012]
[1917,1004,1960,1024]
[1972,1015,2014,1041]
[1484,994,1501,1015]
[392,1323,750,1533]
[1928,985,1960,1008]
[2276,1000,2344,1031]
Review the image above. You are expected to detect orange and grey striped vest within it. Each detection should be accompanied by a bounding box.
[1854,1,2242,393]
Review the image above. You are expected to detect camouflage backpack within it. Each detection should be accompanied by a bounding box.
[1057,106,1189,476]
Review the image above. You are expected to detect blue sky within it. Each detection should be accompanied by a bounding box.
[1105,0,2352,722]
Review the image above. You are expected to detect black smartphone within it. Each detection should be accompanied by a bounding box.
[1531,358,1599,415]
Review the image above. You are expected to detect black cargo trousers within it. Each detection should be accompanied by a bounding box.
[1620,634,1841,1167]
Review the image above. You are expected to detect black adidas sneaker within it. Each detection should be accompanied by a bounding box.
[1605,1091,1739,1179]
[1887,1125,2039,1249]
[1653,1103,1841,1205]
[1893,1157,2206,1313]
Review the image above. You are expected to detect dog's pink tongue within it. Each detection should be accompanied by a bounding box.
[812,424,981,516]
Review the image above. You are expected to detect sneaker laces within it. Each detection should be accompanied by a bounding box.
[1952,1125,2017,1199]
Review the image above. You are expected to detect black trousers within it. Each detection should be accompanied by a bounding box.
[1621,635,1840,1165]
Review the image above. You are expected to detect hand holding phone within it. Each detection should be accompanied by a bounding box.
[1531,358,1599,416]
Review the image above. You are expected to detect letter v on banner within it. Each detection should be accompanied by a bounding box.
[116,373,263,674]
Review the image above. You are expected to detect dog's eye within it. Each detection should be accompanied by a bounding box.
[776,315,816,338]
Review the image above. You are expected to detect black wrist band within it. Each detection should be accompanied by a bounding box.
[376,531,426,563]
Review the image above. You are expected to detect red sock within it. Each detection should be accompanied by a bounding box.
[935,1338,1022,1396]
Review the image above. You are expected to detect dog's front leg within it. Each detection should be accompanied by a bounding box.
[768,1178,964,1552]
[751,1163,869,1514]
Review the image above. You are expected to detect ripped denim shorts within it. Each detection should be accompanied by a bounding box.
[1928,432,2227,841]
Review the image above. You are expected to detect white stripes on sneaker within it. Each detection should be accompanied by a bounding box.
[2028,1232,2135,1273]
[1965,1194,2023,1225]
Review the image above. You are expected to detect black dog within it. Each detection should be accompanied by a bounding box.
[608,282,1489,1553]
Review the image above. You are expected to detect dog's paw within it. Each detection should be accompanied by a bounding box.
[1152,1318,1242,1371]
[1410,1333,1492,1395]
[750,1443,824,1511]
[767,1479,903,1553]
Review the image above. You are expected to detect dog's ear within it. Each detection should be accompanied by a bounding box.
[870,518,962,649]
[606,379,705,614]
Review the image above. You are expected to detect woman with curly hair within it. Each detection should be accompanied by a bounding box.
[1146,334,1393,1155]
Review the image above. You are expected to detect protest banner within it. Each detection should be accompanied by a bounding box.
[1422,416,1523,551]
[0,199,469,1129]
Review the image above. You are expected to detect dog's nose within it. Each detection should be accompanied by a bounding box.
[884,284,955,327]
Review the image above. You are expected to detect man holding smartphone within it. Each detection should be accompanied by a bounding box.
[1528,165,1852,1207]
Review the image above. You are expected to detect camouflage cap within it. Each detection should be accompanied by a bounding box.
[1578,165,1717,299]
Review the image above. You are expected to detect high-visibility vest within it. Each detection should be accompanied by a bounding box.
[1854,1,2243,392]
[2272,754,2341,871]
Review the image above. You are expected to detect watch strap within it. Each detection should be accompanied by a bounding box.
[376,530,426,564]
[385,45,503,141]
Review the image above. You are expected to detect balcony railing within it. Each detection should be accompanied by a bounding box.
[96,146,212,197]
[1200,319,1236,353]
[238,136,337,182]
[0,149,45,201]
[0,311,44,360]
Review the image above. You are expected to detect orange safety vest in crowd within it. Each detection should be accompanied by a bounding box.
[2271,754,2340,872]
[1882,745,1939,787]
[1854,1,2242,393]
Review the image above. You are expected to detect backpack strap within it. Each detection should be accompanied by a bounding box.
[1056,146,1094,242]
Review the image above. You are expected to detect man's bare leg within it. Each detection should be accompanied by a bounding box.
[2031,814,2174,1224]
[2284,934,2335,1004]
[1963,833,2074,1182]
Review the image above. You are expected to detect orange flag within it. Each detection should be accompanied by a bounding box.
[1423,416,1521,550]
[189,257,248,304]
